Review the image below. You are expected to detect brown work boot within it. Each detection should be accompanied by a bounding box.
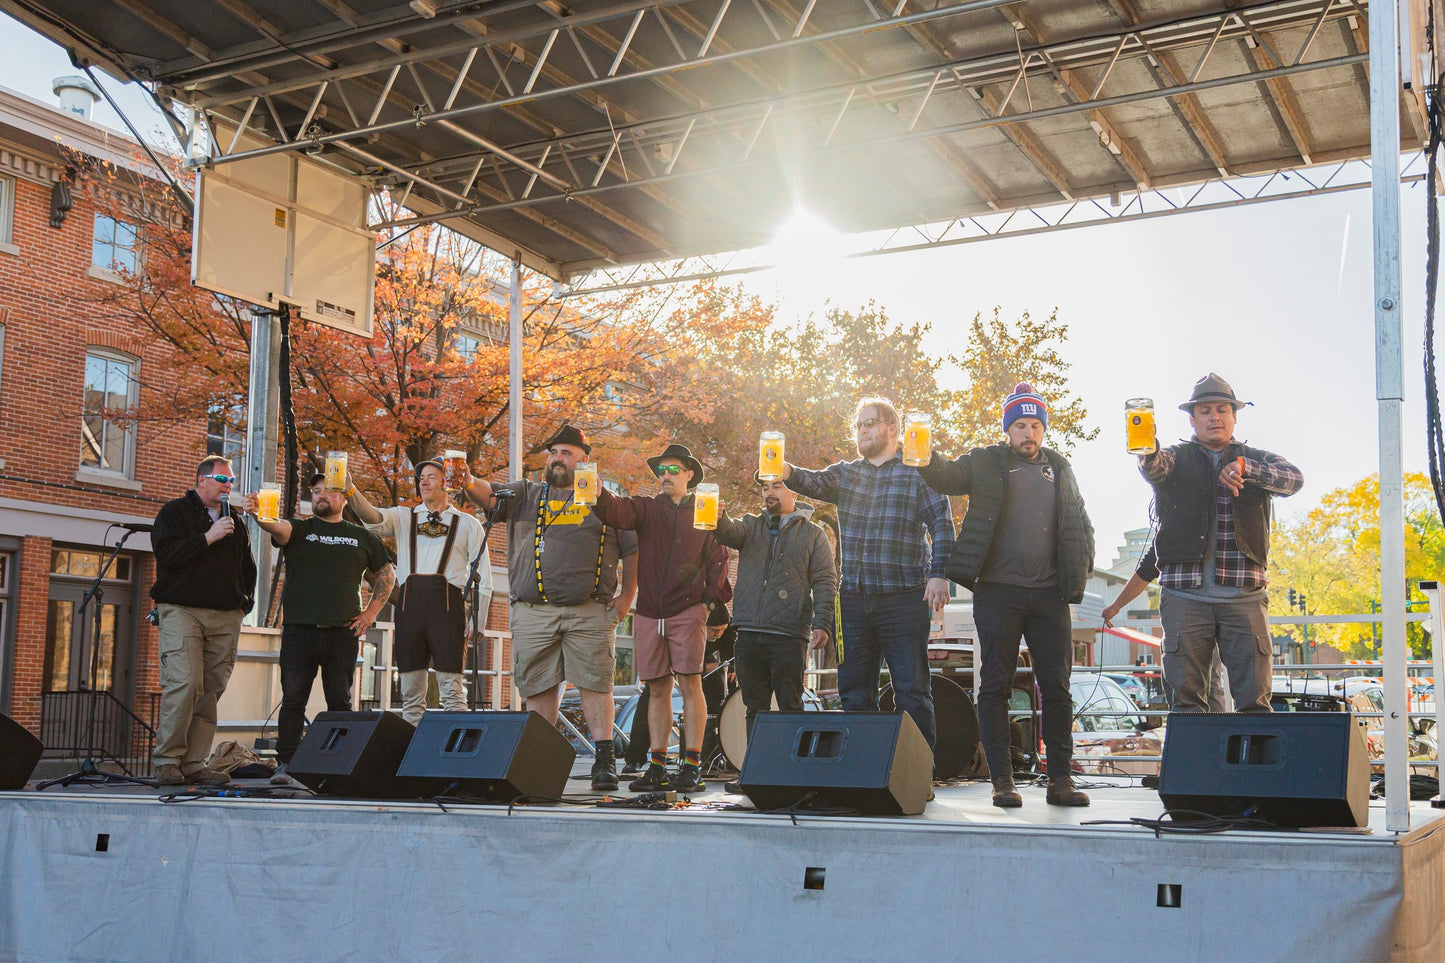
[155,764,187,786]
[991,775,1022,808]
[181,766,232,786]
[1046,775,1090,807]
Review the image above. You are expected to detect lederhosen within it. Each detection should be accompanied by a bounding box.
[394,510,467,674]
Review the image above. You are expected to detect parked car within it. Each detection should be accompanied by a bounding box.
[1069,672,1164,776]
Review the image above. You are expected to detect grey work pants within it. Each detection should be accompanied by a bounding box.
[1160,592,1272,713]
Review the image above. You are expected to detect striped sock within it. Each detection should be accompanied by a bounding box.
[650,751,667,768]
[682,748,701,768]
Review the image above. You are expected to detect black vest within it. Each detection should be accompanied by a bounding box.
[1151,441,1271,566]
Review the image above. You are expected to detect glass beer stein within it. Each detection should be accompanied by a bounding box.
[324,450,348,492]
[903,412,933,467]
[443,449,467,492]
[758,431,784,481]
[257,482,282,523]
[693,483,719,530]
[1125,398,1156,455]
[574,462,599,505]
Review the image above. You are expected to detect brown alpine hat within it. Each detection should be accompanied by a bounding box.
[1180,372,1250,412]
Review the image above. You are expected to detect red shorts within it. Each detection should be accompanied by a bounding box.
[634,603,707,681]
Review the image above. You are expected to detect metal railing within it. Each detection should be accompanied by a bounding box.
[38,690,160,778]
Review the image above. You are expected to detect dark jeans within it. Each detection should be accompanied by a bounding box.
[734,630,806,736]
[277,625,359,764]
[838,587,936,749]
[971,582,1073,780]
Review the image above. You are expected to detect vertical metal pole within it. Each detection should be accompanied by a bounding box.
[507,258,523,712]
[1369,0,1409,832]
[1419,581,1445,807]
[509,257,523,480]
[244,307,282,627]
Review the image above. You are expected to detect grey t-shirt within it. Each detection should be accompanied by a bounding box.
[978,450,1058,589]
[498,480,637,605]
[1165,447,1266,605]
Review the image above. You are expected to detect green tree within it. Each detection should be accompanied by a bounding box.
[949,307,1097,453]
[1269,473,1445,658]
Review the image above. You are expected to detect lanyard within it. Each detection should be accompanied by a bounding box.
[533,484,606,602]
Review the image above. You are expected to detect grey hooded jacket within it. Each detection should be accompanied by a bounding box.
[714,502,837,640]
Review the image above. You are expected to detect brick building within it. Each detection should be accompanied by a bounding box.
[0,83,209,738]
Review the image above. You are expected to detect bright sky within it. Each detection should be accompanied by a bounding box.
[1,14,1433,568]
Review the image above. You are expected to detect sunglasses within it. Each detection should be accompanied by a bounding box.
[652,465,684,477]
[202,474,237,484]
[854,417,880,430]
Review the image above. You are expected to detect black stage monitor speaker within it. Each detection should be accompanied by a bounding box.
[0,713,44,790]
[738,711,933,815]
[287,710,416,798]
[1159,712,1370,828]
[396,711,576,801]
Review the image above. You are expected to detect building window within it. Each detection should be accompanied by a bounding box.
[206,403,246,461]
[0,174,14,245]
[80,350,137,477]
[453,333,481,362]
[92,214,140,273]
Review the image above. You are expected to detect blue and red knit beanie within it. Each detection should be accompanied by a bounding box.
[1001,382,1048,432]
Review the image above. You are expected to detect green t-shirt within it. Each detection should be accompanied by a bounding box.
[280,516,391,626]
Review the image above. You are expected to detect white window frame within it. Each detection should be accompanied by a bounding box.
[0,173,15,252]
[89,212,142,278]
[206,401,247,462]
[78,348,140,485]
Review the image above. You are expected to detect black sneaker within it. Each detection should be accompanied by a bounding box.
[673,765,705,794]
[628,763,671,792]
[724,779,743,794]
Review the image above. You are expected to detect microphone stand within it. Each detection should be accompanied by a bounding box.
[39,527,154,789]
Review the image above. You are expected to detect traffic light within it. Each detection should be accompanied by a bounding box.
[1288,588,1298,607]
[1298,593,1307,612]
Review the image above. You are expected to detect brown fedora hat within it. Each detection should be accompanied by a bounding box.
[1179,372,1249,411]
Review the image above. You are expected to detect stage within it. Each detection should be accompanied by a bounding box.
[2,773,1442,962]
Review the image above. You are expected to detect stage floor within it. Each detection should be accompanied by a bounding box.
[3,769,1443,962]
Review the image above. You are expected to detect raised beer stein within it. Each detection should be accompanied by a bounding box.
[575,462,598,505]
[443,449,467,492]
[693,483,719,530]
[257,483,282,523]
[1125,398,1156,455]
[758,431,784,481]
[903,412,933,467]
[324,450,348,491]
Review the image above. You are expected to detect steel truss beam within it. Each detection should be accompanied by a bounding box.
[372,48,1367,239]
[554,152,1426,295]
[182,0,1371,274]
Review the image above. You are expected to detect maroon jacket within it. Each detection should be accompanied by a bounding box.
[592,488,727,620]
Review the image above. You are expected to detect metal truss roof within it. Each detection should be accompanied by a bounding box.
[0,0,1424,282]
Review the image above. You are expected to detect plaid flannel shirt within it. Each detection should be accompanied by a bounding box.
[1140,442,1303,590]
[787,455,954,595]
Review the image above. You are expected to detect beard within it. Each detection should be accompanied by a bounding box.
[313,497,342,520]
[764,497,782,514]
[547,462,575,488]
[857,434,886,459]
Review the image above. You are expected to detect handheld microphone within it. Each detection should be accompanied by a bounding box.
[220,494,230,519]
[492,487,518,500]
[118,522,154,533]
